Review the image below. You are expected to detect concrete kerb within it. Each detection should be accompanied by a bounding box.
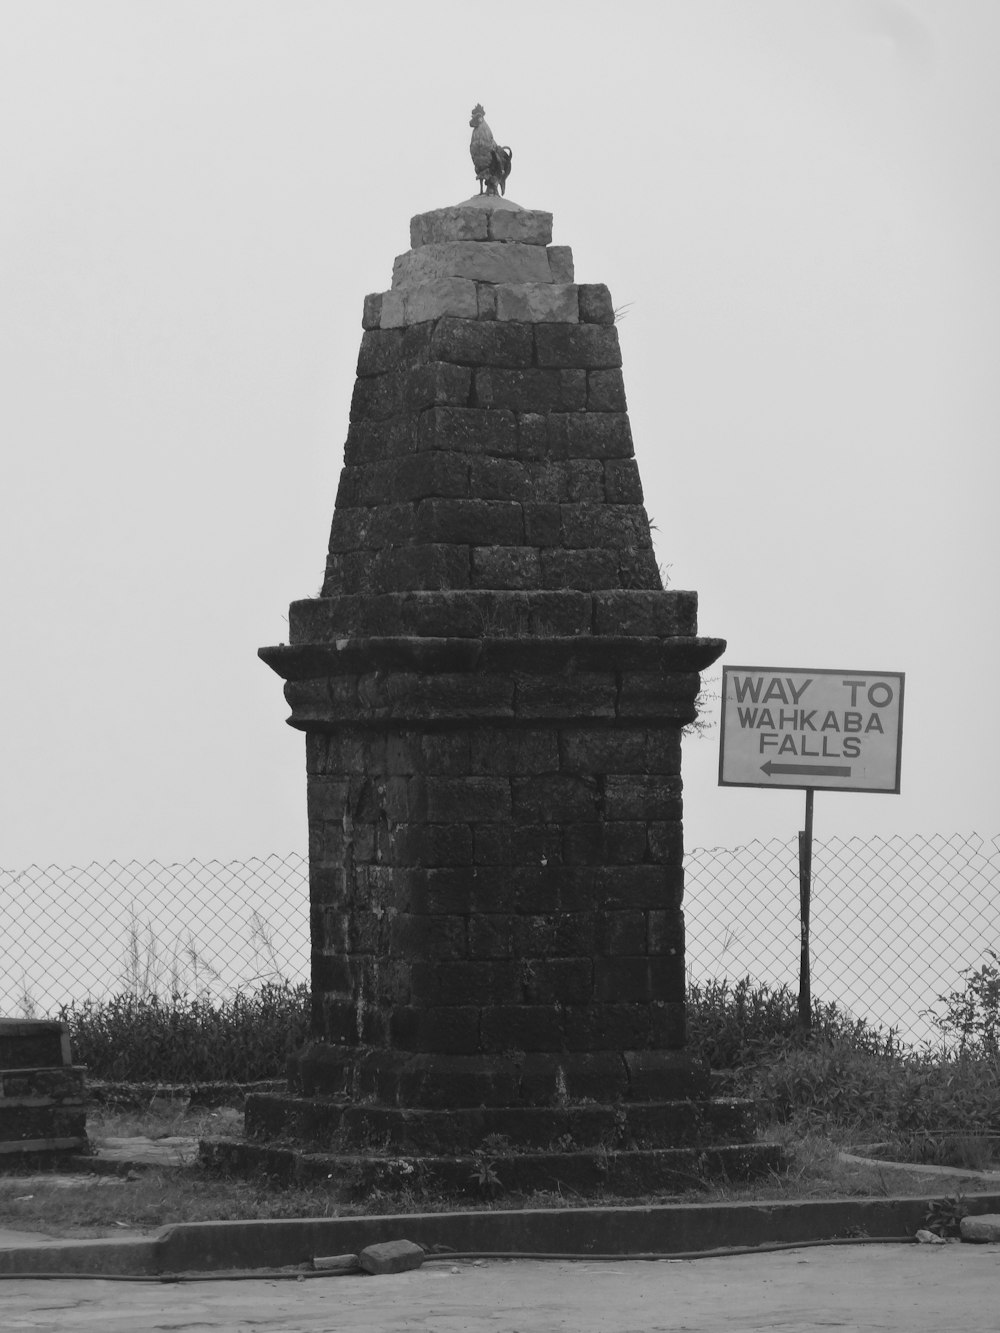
[3,1194,1000,1278]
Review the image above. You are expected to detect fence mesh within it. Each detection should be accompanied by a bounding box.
[3,833,997,1047]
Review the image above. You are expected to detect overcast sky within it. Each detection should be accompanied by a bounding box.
[2,0,997,869]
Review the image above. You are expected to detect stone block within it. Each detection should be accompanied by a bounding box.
[473,823,562,867]
[515,912,595,957]
[467,456,533,501]
[539,548,619,590]
[415,498,523,545]
[564,1004,652,1051]
[960,1214,1000,1242]
[414,775,511,823]
[588,368,628,411]
[391,822,474,866]
[565,412,634,458]
[578,283,615,325]
[410,207,490,246]
[604,458,645,504]
[393,242,553,288]
[469,728,559,776]
[617,671,700,721]
[362,292,383,330]
[379,291,406,328]
[488,209,553,245]
[475,367,587,413]
[594,864,684,910]
[522,501,563,546]
[405,867,504,916]
[480,1005,563,1051]
[519,957,594,1005]
[359,1239,426,1275]
[417,406,517,456]
[648,909,685,956]
[467,913,515,958]
[647,822,684,864]
[471,545,542,589]
[476,283,498,319]
[389,1006,481,1053]
[535,325,622,369]
[495,283,579,323]
[410,960,520,1006]
[328,504,415,552]
[651,1001,687,1048]
[0,1021,71,1069]
[404,277,478,324]
[593,590,698,636]
[390,452,469,502]
[509,865,568,913]
[350,370,405,422]
[390,914,467,960]
[514,674,618,720]
[604,775,682,821]
[546,245,575,282]
[510,775,602,823]
[563,822,647,866]
[560,503,652,552]
[356,323,433,377]
[566,459,606,500]
[560,727,650,774]
[403,363,473,412]
[517,413,568,460]
[597,910,648,956]
[429,318,534,368]
[343,414,418,466]
[562,1052,629,1101]
[419,731,472,774]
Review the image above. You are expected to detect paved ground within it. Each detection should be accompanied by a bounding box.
[3,1245,999,1332]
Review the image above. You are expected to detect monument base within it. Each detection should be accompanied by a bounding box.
[199,1044,786,1200]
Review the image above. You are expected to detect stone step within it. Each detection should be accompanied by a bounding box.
[244,1093,757,1153]
[0,1019,72,1069]
[201,1135,785,1200]
[0,1065,88,1158]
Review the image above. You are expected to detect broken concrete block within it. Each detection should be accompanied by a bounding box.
[359,1238,426,1274]
[313,1252,361,1273]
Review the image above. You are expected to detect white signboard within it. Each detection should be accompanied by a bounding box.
[719,665,904,793]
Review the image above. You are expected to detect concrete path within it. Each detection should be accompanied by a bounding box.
[3,1245,999,1332]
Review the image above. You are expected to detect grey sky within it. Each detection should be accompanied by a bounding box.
[2,0,997,867]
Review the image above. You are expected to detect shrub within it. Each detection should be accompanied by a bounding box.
[685,976,892,1070]
[931,950,1000,1057]
[62,981,310,1083]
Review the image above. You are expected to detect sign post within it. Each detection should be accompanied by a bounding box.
[719,666,904,1034]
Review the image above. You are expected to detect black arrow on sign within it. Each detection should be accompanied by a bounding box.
[760,761,852,778]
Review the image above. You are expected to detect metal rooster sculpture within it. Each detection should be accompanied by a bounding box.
[469,105,512,197]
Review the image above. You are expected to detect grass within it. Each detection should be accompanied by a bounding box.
[2,1121,981,1241]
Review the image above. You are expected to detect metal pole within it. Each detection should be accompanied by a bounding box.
[798,787,814,1034]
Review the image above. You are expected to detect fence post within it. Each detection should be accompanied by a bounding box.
[798,788,814,1033]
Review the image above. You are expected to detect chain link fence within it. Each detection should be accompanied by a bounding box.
[3,834,997,1046]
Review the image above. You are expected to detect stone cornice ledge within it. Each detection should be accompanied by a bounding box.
[258,635,726,683]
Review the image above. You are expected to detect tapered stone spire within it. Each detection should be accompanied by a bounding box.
[237,198,783,1195]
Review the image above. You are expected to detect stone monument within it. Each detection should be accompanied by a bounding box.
[234,131,782,1194]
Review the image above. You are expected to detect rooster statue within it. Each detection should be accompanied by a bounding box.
[469,105,512,197]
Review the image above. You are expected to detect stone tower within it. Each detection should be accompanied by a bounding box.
[245,197,780,1194]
